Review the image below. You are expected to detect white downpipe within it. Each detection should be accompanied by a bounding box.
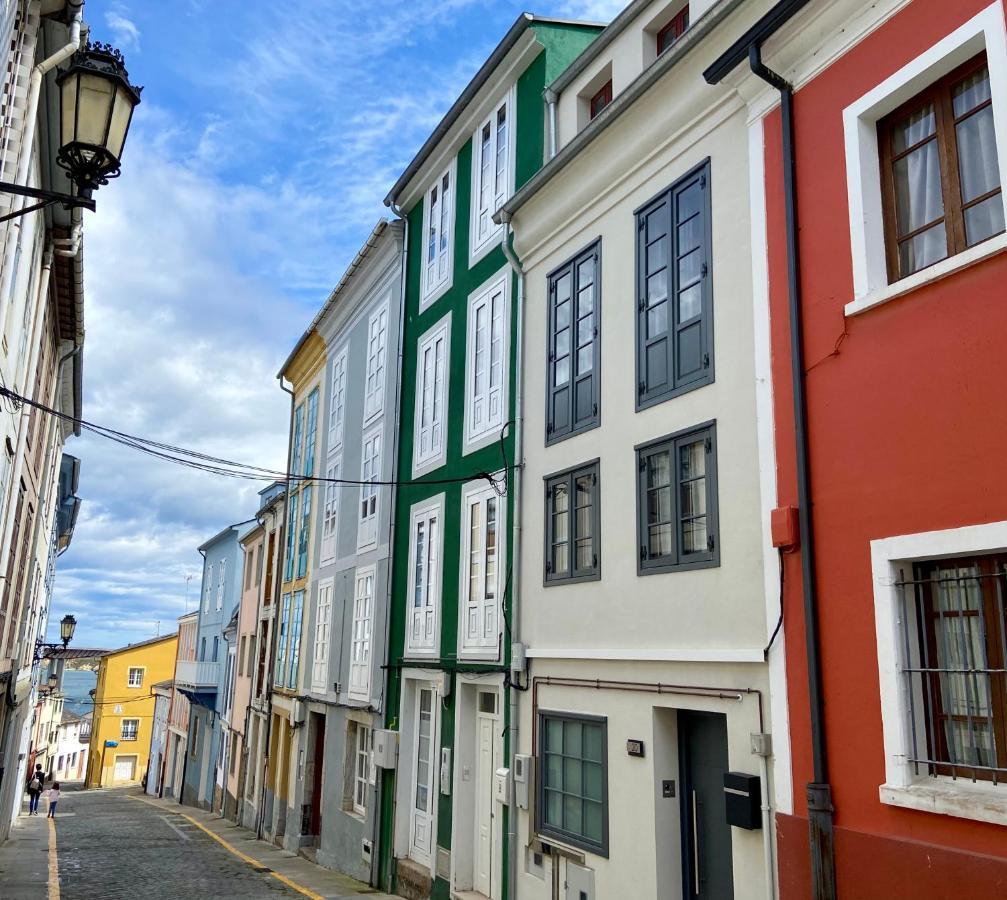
[52,207,82,257]
[0,0,84,337]
[0,246,52,653]
[499,212,524,900]
[759,751,776,900]
[545,89,558,159]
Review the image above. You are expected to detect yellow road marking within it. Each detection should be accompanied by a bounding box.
[129,795,323,900]
[47,815,60,900]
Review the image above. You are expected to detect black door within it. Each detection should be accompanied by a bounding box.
[680,711,734,900]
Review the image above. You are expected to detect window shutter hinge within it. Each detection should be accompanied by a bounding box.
[703,353,710,369]
[545,561,552,573]
[638,219,645,232]
[701,262,708,277]
[707,535,716,552]
[640,545,648,561]
[638,381,646,396]
[639,457,646,472]
[700,174,707,188]
[547,423,554,434]
[705,436,712,452]
[593,553,598,568]
[638,299,646,312]
[592,403,598,417]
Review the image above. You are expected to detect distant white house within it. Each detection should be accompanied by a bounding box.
[52,712,88,783]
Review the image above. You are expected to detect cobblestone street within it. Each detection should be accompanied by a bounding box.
[0,785,393,899]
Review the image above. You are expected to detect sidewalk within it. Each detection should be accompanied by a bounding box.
[0,799,49,900]
[134,793,400,899]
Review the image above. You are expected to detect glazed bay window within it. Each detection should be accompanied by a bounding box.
[637,422,718,573]
[363,305,388,422]
[406,497,443,656]
[297,486,312,578]
[357,429,381,550]
[897,554,1007,783]
[545,461,600,584]
[461,481,503,655]
[422,164,454,307]
[287,590,304,689]
[413,315,450,475]
[880,53,1004,281]
[311,579,332,693]
[275,593,291,684]
[537,712,608,856]
[636,160,712,408]
[464,272,509,454]
[547,242,599,443]
[303,388,319,476]
[291,403,304,476]
[349,567,375,700]
[329,348,348,452]
[471,94,512,260]
[320,455,340,565]
[284,493,298,582]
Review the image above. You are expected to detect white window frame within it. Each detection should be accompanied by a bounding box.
[469,87,516,266]
[405,494,445,658]
[363,303,389,424]
[120,718,140,742]
[126,667,144,689]
[871,519,1007,826]
[203,563,213,613]
[412,314,451,477]
[328,346,348,453]
[320,453,341,567]
[463,268,511,456]
[357,427,382,552]
[420,159,456,311]
[458,478,506,660]
[216,558,226,610]
[311,578,334,694]
[843,3,1007,316]
[348,566,376,701]
[353,723,372,816]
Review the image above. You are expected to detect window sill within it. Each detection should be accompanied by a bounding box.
[419,277,453,314]
[469,226,504,269]
[880,779,1007,826]
[412,452,447,480]
[846,233,1007,317]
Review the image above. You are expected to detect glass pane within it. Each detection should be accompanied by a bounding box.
[545,789,562,827]
[680,477,706,519]
[898,221,948,275]
[555,273,572,305]
[956,105,1001,203]
[583,800,604,842]
[555,298,571,331]
[648,300,668,338]
[576,506,592,541]
[563,757,582,795]
[563,794,583,836]
[677,213,702,255]
[647,450,671,489]
[678,247,702,287]
[553,507,569,543]
[575,538,593,570]
[680,439,705,480]
[553,542,569,575]
[649,523,673,557]
[577,257,595,287]
[554,355,570,388]
[646,207,667,243]
[563,720,583,757]
[647,269,668,305]
[964,193,1005,246]
[545,752,563,788]
[892,102,937,153]
[678,283,702,322]
[555,326,570,359]
[583,724,603,762]
[647,238,667,274]
[682,517,707,554]
[583,761,603,801]
[578,284,594,315]
[577,346,593,375]
[953,65,992,117]
[678,182,701,222]
[545,718,562,752]
[893,140,944,234]
[577,313,594,347]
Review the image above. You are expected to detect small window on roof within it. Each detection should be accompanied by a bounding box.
[590,80,613,120]
[657,6,689,56]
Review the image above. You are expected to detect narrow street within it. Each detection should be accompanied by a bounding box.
[0,785,392,899]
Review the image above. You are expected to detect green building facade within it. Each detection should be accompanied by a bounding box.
[378,16,601,899]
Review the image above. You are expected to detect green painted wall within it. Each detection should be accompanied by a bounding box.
[379,22,602,897]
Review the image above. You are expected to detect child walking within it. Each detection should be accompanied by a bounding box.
[46,782,60,818]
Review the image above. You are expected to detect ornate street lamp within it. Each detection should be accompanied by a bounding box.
[0,41,142,222]
[33,613,78,664]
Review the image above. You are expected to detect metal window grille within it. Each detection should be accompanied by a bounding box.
[897,556,1007,784]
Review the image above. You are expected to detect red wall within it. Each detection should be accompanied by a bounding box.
[765,0,1007,895]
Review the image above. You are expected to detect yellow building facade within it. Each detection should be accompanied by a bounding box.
[85,633,178,788]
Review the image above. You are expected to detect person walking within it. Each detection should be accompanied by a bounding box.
[26,764,44,815]
[46,782,60,818]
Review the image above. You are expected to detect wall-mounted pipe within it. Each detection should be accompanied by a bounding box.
[544,88,558,159]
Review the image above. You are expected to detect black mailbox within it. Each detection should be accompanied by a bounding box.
[723,772,761,829]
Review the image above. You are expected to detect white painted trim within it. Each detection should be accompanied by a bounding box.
[469,85,517,268]
[310,576,335,695]
[524,648,765,663]
[412,313,452,478]
[419,158,458,312]
[348,564,377,703]
[748,117,793,819]
[404,493,446,659]
[870,519,1007,825]
[842,3,1007,301]
[362,301,390,427]
[457,476,506,661]
[462,267,512,457]
[844,231,1007,316]
[356,424,383,553]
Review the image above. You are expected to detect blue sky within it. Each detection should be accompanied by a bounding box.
[48,0,624,649]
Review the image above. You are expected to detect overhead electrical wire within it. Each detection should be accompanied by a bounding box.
[0,385,511,495]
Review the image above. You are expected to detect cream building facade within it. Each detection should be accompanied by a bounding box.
[499,1,788,897]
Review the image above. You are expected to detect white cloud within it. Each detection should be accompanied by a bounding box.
[558,0,624,22]
[105,9,141,52]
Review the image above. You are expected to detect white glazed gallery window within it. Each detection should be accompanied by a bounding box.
[311,579,333,693]
[363,304,389,423]
[463,271,510,455]
[406,496,444,657]
[349,566,375,701]
[216,557,226,610]
[421,161,455,309]
[357,429,382,551]
[460,480,505,656]
[353,723,372,815]
[412,315,450,476]
[320,454,341,566]
[328,347,348,453]
[470,90,514,263]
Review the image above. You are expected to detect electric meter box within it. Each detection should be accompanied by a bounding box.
[494,767,511,804]
[373,729,399,769]
[513,754,532,809]
[723,772,761,830]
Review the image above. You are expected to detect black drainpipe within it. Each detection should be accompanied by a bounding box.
[746,42,836,900]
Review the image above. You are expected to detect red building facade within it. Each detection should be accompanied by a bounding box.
[742,0,1007,895]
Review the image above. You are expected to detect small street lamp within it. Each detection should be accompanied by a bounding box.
[0,41,142,223]
[38,673,59,698]
[33,613,78,664]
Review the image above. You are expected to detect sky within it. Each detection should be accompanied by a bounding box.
[48,0,627,649]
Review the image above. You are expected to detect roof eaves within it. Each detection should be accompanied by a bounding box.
[498,0,745,222]
[703,0,813,84]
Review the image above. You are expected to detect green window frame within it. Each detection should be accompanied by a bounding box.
[297,486,312,579]
[287,590,304,689]
[544,460,600,585]
[537,712,608,856]
[275,592,291,684]
[636,421,719,574]
[635,159,713,410]
[291,403,304,476]
[304,388,319,477]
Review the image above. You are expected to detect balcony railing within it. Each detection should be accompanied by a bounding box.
[174,659,221,691]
